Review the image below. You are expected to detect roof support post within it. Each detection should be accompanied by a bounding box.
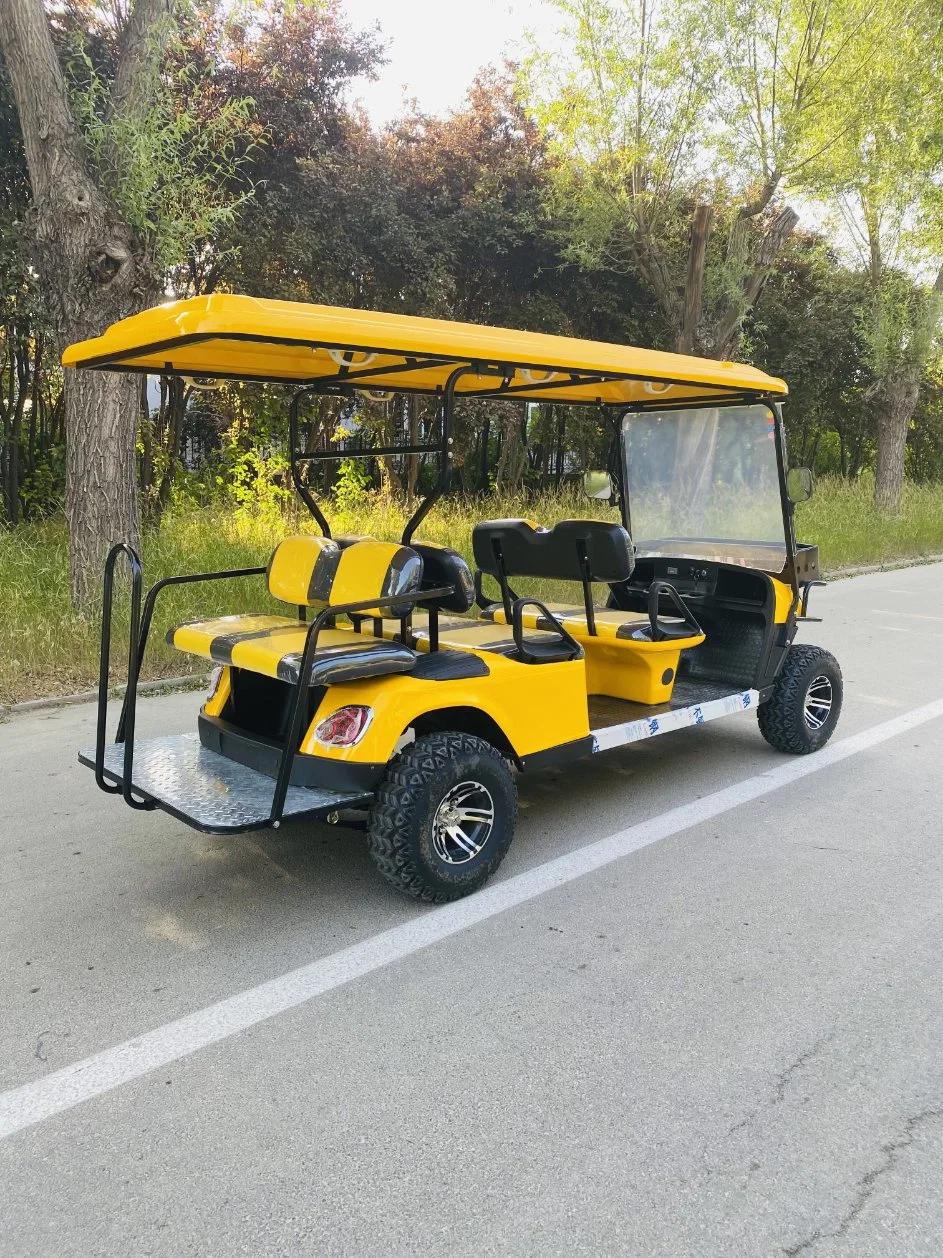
[402,363,501,546]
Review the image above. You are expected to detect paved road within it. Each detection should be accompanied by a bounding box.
[1,562,942,1257]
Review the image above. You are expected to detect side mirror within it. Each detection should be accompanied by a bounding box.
[583,469,615,501]
[786,466,814,504]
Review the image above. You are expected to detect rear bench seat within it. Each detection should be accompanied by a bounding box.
[168,536,421,685]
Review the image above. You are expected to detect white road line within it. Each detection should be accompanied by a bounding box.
[2,697,943,1142]
[874,609,943,622]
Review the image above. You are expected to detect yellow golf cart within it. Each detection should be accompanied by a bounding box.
[65,295,840,902]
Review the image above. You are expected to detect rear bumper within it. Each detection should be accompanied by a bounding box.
[198,713,385,793]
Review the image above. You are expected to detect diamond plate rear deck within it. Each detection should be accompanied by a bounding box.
[79,734,372,833]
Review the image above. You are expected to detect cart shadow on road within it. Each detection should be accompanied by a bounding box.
[119,716,786,964]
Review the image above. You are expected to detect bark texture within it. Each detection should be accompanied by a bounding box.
[870,266,943,515]
[871,368,921,515]
[0,0,175,605]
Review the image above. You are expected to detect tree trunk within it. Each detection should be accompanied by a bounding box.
[712,206,799,359]
[0,0,176,605]
[677,204,713,355]
[478,416,491,493]
[873,370,920,514]
[64,369,142,602]
[155,376,188,517]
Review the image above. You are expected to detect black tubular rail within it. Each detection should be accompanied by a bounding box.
[95,540,453,829]
[114,564,267,743]
[287,362,504,546]
[646,580,704,641]
[95,543,153,809]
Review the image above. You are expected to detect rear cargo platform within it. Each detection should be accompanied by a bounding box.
[79,733,372,833]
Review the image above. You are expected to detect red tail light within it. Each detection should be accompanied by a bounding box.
[314,705,373,747]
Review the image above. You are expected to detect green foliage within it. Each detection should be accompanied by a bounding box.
[64,12,256,278]
[4,0,943,534]
[223,446,292,531]
[333,458,372,513]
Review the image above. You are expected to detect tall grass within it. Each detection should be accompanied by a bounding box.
[1,476,941,704]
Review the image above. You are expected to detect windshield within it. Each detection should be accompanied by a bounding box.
[622,404,787,571]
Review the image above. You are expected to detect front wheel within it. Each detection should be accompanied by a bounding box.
[758,644,843,754]
[367,731,517,903]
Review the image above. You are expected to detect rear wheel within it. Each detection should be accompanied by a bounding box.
[367,731,517,902]
[758,644,843,754]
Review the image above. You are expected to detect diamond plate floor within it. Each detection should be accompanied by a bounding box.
[79,733,371,833]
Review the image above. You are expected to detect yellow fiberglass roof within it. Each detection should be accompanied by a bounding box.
[62,294,787,406]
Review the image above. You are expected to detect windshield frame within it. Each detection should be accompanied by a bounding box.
[619,400,797,580]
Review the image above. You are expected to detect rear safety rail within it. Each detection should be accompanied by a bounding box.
[98,545,269,808]
[95,543,153,811]
[94,537,456,831]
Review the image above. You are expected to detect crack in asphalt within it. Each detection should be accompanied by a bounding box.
[774,1035,834,1105]
[727,1034,834,1135]
[781,1105,943,1256]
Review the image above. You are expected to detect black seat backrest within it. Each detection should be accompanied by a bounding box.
[473,519,635,584]
[411,542,476,613]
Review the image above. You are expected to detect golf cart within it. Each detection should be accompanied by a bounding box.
[65,295,841,902]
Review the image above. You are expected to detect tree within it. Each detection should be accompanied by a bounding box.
[803,2,943,511]
[523,0,885,358]
[745,233,873,475]
[0,0,250,602]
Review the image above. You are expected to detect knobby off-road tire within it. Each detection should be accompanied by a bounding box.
[758,644,843,754]
[367,731,517,903]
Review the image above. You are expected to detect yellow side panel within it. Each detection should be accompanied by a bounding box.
[202,666,231,717]
[771,577,794,623]
[299,654,589,764]
[581,637,699,705]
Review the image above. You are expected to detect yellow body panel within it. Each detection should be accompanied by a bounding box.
[582,637,698,705]
[203,666,231,717]
[299,653,590,764]
[62,294,788,405]
[771,576,795,624]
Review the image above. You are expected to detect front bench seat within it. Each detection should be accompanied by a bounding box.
[479,603,650,638]
[474,517,648,639]
[358,541,579,662]
[168,536,421,685]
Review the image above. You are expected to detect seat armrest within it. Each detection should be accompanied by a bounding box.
[511,598,582,664]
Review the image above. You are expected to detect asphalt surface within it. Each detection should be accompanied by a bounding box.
[1,562,942,1257]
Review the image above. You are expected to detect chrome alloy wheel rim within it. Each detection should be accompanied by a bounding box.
[432,780,495,865]
[804,675,833,730]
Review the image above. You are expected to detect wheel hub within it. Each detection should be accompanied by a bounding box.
[803,675,833,730]
[432,780,495,865]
